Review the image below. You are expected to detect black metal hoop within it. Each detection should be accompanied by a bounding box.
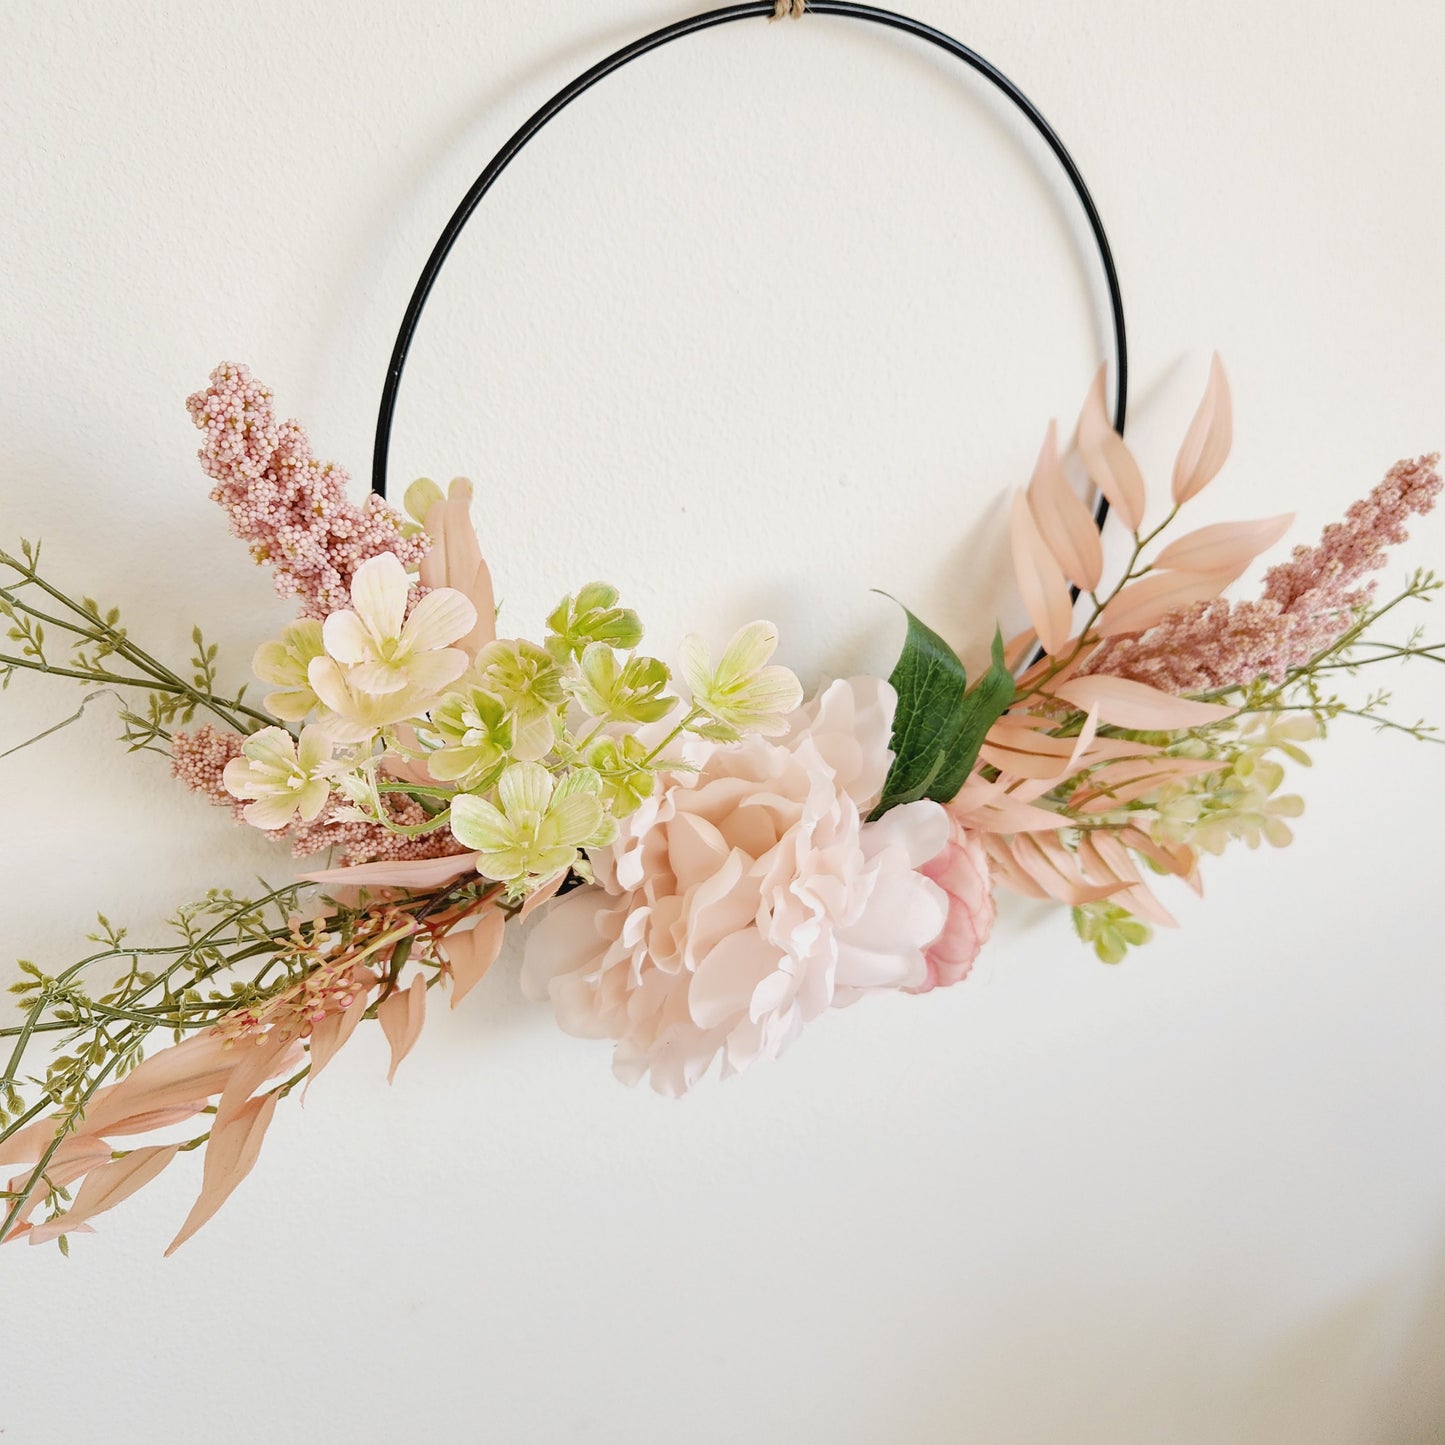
[371,0,1128,545]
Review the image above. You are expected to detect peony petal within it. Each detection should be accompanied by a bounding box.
[164,1093,278,1255]
[1078,366,1146,532]
[377,975,427,1083]
[1172,354,1233,505]
[1010,491,1074,656]
[348,553,408,641]
[401,586,478,654]
[1027,420,1104,590]
[1095,569,1237,638]
[1053,675,1238,730]
[1153,514,1294,577]
[301,852,479,890]
[690,931,780,1030]
[440,911,506,1008]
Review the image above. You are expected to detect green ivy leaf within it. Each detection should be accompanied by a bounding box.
[873,601,1014,817]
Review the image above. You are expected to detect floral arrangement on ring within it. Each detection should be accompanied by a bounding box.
[1,357,1439,1254]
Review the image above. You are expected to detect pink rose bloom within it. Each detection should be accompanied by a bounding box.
[522,678,952,1096]
[909,820,995,993]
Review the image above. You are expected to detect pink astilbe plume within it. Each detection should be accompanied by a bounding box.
[287,796,472,866]
[186,362,428,619]
[172,727,466,865]
[1085,455,1441,692]
[171,725,246,807]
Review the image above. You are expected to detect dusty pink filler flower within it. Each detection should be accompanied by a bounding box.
[1086,454,1441,692]
[186,362,428,619]
[522,677,966,1097]
[170,724,245,807]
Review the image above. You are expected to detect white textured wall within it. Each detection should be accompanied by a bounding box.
[3,3,1444,1441]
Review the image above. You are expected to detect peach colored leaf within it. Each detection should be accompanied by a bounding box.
[1153,514,1294,577]
[1009,836,1118,905]
[1073,834,1133,890]
[1027,420,1104,590]
[1117,883,1179,928]
[1071,757,1224,812]
[982,838,1051,900]
[1077,366,1146,532]
[81,1033,241,1136]
[305,979,376,1096]
[1095,569,1237,638]
[1010,491,1074,656]
[301,853,479,891]
[0,1115,79,1168]
[380,731,433,788]
[1003,626,1039,671]
[1083,830,1143,889]
[519,871,567,921]
[212,1032,304,1136]
[3,1138,128,1242]
[1119,826,1200,884]
[165,1093,278,1256]
[1054,675,1238,730]
[1171,354,1233,505]
[440,911,506,1009]
[378,975,427,1083]
[949,780,1067,834]
[419,479,496,656]
[27,1144,180,1244]
[94,1103,208,1138]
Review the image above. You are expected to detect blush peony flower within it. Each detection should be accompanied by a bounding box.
[521,677,953,1096]
[909,820,995,993]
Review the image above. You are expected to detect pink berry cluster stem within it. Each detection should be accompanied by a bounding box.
[1083,455,1441,692]
[186,362,428,619]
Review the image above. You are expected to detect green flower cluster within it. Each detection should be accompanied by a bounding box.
[391,585,803,896]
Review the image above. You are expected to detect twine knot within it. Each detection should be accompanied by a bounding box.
[772,0,806,19]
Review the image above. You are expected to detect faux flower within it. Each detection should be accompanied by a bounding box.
[307,553,475,739]
[424,685,514,787]
[472,639,565,760]
[449,762,608,884]
[584,732,656,817]
[678,621,804,738]
[568,643,676,724]
[252,619,325,721]
[910,820,995,993]
[521,678,951,1097]
[545,582,644,663]
[223,726,334,830]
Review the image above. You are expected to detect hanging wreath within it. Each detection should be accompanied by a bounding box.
[1,3,1439,1253]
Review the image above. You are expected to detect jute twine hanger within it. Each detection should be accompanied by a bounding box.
[773,0,807,17]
